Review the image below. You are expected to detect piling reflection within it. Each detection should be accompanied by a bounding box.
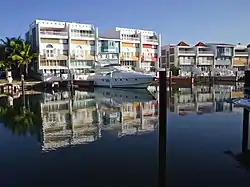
[224,108,250,171]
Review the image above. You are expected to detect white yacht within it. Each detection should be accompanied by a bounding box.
[87,64,155,88]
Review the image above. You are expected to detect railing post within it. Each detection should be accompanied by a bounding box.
[158,68,167,187]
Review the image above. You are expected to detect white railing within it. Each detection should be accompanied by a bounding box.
[122,37,139,41]
[71,34,95,38]
[178,50,195,54]
[144,39,158,43]
[235,52,248,55]
[198,51,214,54]
[40,31,68,36]
[40,61,67,66]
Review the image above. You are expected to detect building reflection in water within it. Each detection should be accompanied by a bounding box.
[163,84,245,115]
[40,88,158,152]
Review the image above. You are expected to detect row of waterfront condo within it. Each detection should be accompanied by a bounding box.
[161,41,250,76]
[25,19,161,83]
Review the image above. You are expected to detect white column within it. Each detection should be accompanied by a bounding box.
[138,33,143,69]
[68,23,71,70]
[156,34,161,70]
[95,27,99,62]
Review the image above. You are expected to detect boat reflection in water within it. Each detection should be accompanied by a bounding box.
[40,88,158,152]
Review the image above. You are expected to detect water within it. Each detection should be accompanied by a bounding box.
[0,85,250,187]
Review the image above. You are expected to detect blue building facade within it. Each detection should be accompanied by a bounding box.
[97,38,120,65]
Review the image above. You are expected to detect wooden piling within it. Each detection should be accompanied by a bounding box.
[242,109,249,152]
[158,69,167,187]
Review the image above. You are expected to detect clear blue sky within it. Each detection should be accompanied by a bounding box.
[0,0,249,45]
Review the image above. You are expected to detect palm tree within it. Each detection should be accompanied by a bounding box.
[11,41,37,78]
[0,37,23,56]
[0,37,24,80]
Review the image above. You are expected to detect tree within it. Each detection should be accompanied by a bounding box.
[12,42,37,78]
[170,66,180,76]
[1,37,37,79]
[0,37,24,79]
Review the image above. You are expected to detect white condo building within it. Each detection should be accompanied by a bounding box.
[25,19,98,82]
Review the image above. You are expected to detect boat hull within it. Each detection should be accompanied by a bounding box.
[89,77,154,89]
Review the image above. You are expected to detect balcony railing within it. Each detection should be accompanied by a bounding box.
[40,30,68,36]
[40,61,67,66]
[122,37,139,41]
[198,51,214,54]
[71,33,95,38]
[144,39,158,43]
[178,50,195,54]
[235,51,249,55]
[40,55,68,60]
[70,61,93,67]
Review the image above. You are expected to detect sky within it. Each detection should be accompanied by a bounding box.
[0,0,250,45]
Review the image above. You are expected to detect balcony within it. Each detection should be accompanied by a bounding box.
[132,56,139,61]
[40,30,68,38]
[144,38,158,44]
[70,61,93,67]
[178,50,196,56]
[71,33,95,40]
[178,61,194,66]
[121,37,140,42]
[233,58,247,66]
[197,50,214,56]
[40,55,68,60]
[214,60,231,66]
[234,51,249,56]
[40,60,67,67]
[197,60,213,65]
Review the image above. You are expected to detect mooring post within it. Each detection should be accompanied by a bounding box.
[158,68,167,187]
[21,74,25,108]
[169,70,172,94]
[21,74,24,94]
[242,109,249,152]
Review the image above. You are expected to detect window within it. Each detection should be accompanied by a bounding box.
[45,44,54,58]
[135,44,139,48]
[75,45,83,58]
[152,45,158,49]
[63,50,68,56]
[169,48,175,54]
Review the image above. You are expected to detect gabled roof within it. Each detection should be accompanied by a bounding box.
[195,42,207,47]
[177,41,189,46]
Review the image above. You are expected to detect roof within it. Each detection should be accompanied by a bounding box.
[195,42,207,47]
[177,41,189,46]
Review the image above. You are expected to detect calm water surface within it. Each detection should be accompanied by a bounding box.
[0,85,250,187]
